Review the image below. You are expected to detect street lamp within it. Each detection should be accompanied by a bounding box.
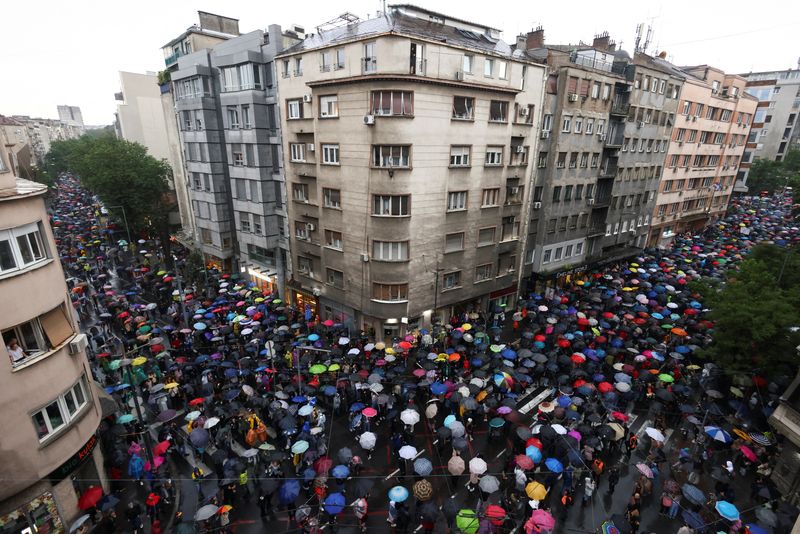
[105,205,132,245]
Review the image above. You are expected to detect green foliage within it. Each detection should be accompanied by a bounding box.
[157,70,171,85]
[746,149,800,193]
[183,250,207,291]
[82,126,116,139]
[698,243,800,376]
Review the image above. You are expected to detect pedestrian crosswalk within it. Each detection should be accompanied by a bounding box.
[517,386,555,414]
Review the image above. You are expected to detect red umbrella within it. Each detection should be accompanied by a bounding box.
[558,339,571,348]
[597,382,614,394]
[740,445,757,462]
[526,437,543,450]
[485,504,507,526]
[752,376,767,388]
[117,311,130,319]
[362,407,378,418]
[573,379,587,388]
[322,319,335,327]
[534,335,546,342]
[515,455,535,470]
[188,398,205,406]
[570,353,586,364]
[153,440,171,456]
[398,341,412,350]
[78,486,103,510]
[611,411,629,422]
[314,456,333,474]
[97,352,111,358]
[577,317,589,326]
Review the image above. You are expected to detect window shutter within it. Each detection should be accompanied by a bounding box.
[40,306,74,347]
[567,76,578,94]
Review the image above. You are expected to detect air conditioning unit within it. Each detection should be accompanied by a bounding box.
[509,186,520,195]
[361,253,370,262]
[637,121,644,128]
[540,131,550,139]
[503,215,516,224]
[625,86,633,93]
[306,223,315,231]
[629,228,636,234]
[363,114,375,125]
[455,70,465,81]
[69,333,88,355]
[586,198,595,206]
[532,201,542,210]
[307,143,315,152]
[518,108,528,117]
[303,94,312,103]
[514,146,525,153]
[568,93,579,102]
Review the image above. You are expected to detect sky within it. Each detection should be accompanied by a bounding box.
[2,0,799,125]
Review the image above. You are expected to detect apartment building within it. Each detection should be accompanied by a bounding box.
[56,105,84,129]
[743,68,800,166]
[648,66,756,247]
[115,72,172,162]
[0,115,34,180]
[276,6,546,337]
[171,26,300,293]
[0,148,106,530]
[517,31,671,293]
[10,116,83,165]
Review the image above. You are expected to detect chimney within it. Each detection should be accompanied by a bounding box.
[526,26,544,50]
[593,31,611,51]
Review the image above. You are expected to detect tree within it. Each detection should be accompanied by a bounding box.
[46,135,176,264]
[745,149,800,193]
[695,243,800,376]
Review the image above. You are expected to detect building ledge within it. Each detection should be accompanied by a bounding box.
[306,73,522,95]
[0,177,48,202]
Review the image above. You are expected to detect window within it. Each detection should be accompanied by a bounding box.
[452,96,475,120]
[231,144,245,166]
[297,256,314,276]
[561,115,572,132]
[498,60,508,79]
[447,191,468,211]
[240,214,251,233]
[478,227,496,247]
[372,283,408,302]
[575,242,584,255]
[323,188,341,209]
[481,188,500,207]
[554,247,563,261]
[335,47,345,69]
[580,152,588,168]
[241,106,251,128]
[682,101,691,115]
[659,80,666,94]
[373,195,410,216]
[475,264,493,282]
[569,152,578,168]
[565,244,574,257]
[590,153,599,168]
[501,220,520,241]
[287,99,303,119]
[546,219,556,233]
[462,55,474,74]
[591,82,601,99]
[596,119,605,134]
[442,271,462,290]
[552,186,562,202]
[227,107,239,129]
[372,91,414,116]
[564,185,573,201]
[449,145,471,167]
[322,144,340,165]
[695,103,704,117]
[537,151,547,168]
[325,230,343,250]
[574,117,583,133]
[373,145,410,168]
[294,57,303,76]
[373,241,409,261]
[221,63,263,91]
[489,101,508,122]
[575,184,584,200]
[484,58,494,77]
[320,95,339,118]
[445,232,465,253]
[326,268,344,288]
[556,152,566,168]
[31,377,89,441]
[290,143,305,162]
[282,60,291,78]
[295,220,312,241]
[505,181,523,204]
[586,118,594,134]
[292,183,309,202]
[543,249,552,263]
[542,114,553,132]
[485,146,504,166]
[253,218,262,235]
[0,223,47,274]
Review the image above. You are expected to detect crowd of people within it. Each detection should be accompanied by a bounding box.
[49,172,799,533]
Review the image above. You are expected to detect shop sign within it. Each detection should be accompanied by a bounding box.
[46,433,98,482]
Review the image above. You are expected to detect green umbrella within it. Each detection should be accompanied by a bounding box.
[109,359,122,370]
[489,417,505,428]
[660,324,674,329]
[658,373,674,383]
[278,316,287,321]
[328,363,341,372]
[489,345,503,353]
[456,509,479,534]
[156,351,170,359]
[273,299,283,304]
[309,364,327,375]
[137,325,152,334]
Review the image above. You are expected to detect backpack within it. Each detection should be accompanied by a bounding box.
[246,428,258,446]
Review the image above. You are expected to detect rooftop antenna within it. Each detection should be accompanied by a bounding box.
[634,23,644,53]
[642,24,653,53]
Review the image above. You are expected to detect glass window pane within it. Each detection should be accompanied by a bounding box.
[46,401,64,430]
[33,411,49,439]
[64,390,77,415]
[16,235,33,264]
[0,239,16,270]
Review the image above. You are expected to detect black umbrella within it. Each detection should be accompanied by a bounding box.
[259,477,280,494]
[354,478,374,498]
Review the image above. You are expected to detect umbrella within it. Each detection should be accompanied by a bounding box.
[682,509,704,530]
[359,432,376,450]
[153,440,171,456]
[323,492,345,515]
[77,486,103,510]
[195,504,219,521]
[189,428,209,448]
[529,509,556,531]
[456,509,480,534]
[401,409,420,425]
[681,484,705,505]
[755,507,777,527]
[116,414,135,424]
[525,481,547,500]
[645,427,665,442]
[448,454,465,475]
[204,417,220,429]
[399,445,418,460]
[413,479,434,501]
[279,480,301,504]
[479,475,500,493]
[157,409,177,422]
[331,464,350,479]
[636,463,653,479]
[515,454,535,470]
[545,458,564,473]
[715,500,740,521]
[469,457,487,474]
[704,426,732,443]
[388,485,409,502]
[414,457,433,476]
[69,514,91,533]
[740,445,757,462]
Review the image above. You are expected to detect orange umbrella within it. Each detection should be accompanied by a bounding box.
[671,327,688,337]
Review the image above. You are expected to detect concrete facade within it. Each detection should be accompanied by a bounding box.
[743,69,800,167]
[56,105,84,129]
[648,66,756,247]
[115,71,172,162]
[276,7,546,336]
[10,116,83,165]
[0,115,35,180]
[0,160,105,530]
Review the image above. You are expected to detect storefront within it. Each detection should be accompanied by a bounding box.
[319,297,357,336]
[243,266,277,297]
[488,284,518,314]
[0,491,63,534]
[288,285,319,321]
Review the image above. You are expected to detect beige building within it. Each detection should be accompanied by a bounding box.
[648,66,757,246]
[276,6,546,336]
[115,71,172,162]
[0,143,106,530]
[0,115,35,180]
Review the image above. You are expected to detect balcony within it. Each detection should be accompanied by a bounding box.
[587,224,606,237]
[164,50,183,68]
[605,126,625,148]
[362,56,377,74]
[599,159,618,178]
[611,98,630,117]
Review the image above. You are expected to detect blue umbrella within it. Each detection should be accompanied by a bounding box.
[745,524,769,534]
[388,486,409,502]
[323,386,337,396]
[675,345,691,354]
[430,382,447,395]
[715,500,739,521]
[323,492,346,515]
[544,458,563,473]
[556,396,572,408]
[303,468,317,482]
[681,484,705,505]
[279,480,301,504]
[223,389,239,401]
[224,368,238,378]
[195,355,209,363]
[414,458,433,476]
[115,383,131,391]
[525,445,542,463]
[308,333,320,341]
[291,395,307,404]
[501,348,516,360]
[332,464,350,479]
[704,426,732,443]
[350,403,365,412]
[193,322,207,330]
[614,373,632,384]
[444,415,457,427]
[104,386,116,394]
[117,414,135,424]
[681,509,704,530]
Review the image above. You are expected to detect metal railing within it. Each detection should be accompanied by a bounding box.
[362,56,377,74]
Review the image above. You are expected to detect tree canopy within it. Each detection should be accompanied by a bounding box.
[695,243,800,376]
[43,134,175,256]
[745,149,800,194]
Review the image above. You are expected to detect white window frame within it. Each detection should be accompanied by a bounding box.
[585,118,594,134]
[290,143,306,162]
[447,191,468,211]
[498,60,508,79]
[292,183,309,202]
[444,232,465,253]
[485,146,504,166]
[322,143,340,165]
[562,115,572,132]
[462,55,474,74]
[31,376,88,442]
[449,146,471,167]
[481,188,500,207]
[0,222,47,274]
[484,58,494,77]
[372,241,409,262]
[372,145,410,168]
[542,114,553,132]
[323,188,341,209]
[287,99,302,119]
[477,227,496,247]
[324,229,343,250]
[475,263,493,282]
[319,95,339,118]
[373,195,410,216]
[442,271,462,290]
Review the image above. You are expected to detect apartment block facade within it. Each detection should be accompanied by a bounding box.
[276,6,546,336]
[648,66,756,247]
[743,68,800,166]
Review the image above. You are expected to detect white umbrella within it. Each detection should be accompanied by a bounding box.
[401,409,420,426]
[204,417,220,429]
[348,348,360,355]
[359,431,377,450]
[370,383,384,393]
[469,457,487,474]
[425,404,438,419]
[242,385,255,396]
[449,421,465,438]
[399,445,418,460]
[615,382,631,393]
[69,514,91,533]
[645,427,665,442]
[551,424,567,435]
[458,386,471,397]
[242,448,259,458]
[195,504,219,521]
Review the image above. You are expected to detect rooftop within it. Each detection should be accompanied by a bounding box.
[0,177,48,201]
[0,115,24,126]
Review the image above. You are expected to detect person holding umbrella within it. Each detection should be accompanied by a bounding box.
[351,492,369,532]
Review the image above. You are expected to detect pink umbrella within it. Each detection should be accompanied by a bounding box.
[322,319,335,327]
[128,442,142,456]
[527,509,556,531]
[362,407,378,418]
[413,369,426,377]
[740,445,757,462]
[567,430,582,442]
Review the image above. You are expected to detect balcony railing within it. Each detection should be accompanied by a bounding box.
[362,57,377,74]
[611,98,630,116]
[599,159,618,178]
[569,52,613,72]
[164,50,183,67]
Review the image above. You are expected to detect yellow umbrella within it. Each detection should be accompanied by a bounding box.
[686,365,701,370]
[385,347,396,355]
[132,356,148,366]
[461,323,472,331]
[164,382,179,389]
[525,481,548,500]
[733,428,751,441]
[157,270,167,276]
[730,387,744,398]
[374,342,386,350]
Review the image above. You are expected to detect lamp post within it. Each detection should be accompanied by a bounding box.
[119,343,155,466]
[106,205,132,245]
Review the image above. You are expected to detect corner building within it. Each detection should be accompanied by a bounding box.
[276,6,546,337]
[0,149,106,530]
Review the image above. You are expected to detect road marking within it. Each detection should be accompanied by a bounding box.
[519,388,555,414]
[385,448,426,480]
